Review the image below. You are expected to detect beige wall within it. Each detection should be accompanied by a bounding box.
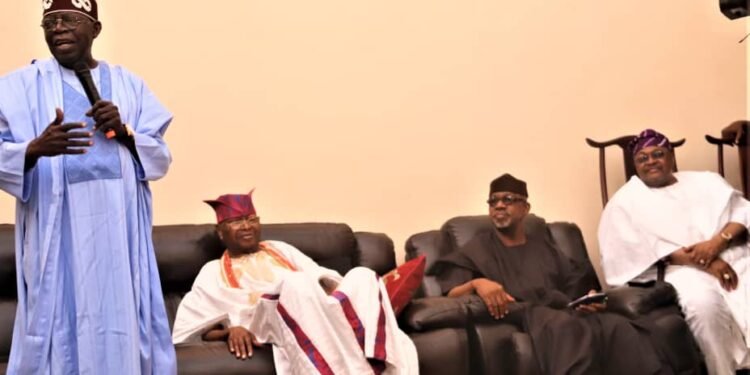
[1,1,746,281]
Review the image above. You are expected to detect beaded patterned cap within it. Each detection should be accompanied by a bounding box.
[42,0,98,22]
[629,129,672,156]
[204,190,256,224]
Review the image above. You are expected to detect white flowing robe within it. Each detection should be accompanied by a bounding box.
[599,171,750,374]
[0,59,176,374]
[173,240,419,375]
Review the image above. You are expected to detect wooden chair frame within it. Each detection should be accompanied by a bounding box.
[706,121,749,199]
[586,135,685,207]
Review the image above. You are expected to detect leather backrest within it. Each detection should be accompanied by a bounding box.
[153,224,223,297]
[0,225,16,300]
[404,230,444,298]
[405,214,597,297]
[0,300,15,363]
[353,231,396,276]
[547,221,591,263]
[0,225,15,362]
[154,222,365,294]
[440,214,549,252]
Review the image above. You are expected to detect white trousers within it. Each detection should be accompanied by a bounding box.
[666,246,750,375]
[248,267,419,375]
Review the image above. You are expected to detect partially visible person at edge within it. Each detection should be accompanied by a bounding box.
[172,191,418,374]
[0,0,176,373]
[599,129,750,375]
[433,173,688,375]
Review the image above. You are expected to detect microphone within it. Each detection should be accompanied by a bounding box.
[73,62,115,139]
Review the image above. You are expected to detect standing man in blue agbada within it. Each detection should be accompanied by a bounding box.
[0,0,176,373]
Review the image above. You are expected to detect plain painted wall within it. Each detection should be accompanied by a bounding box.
[0,1,746,282]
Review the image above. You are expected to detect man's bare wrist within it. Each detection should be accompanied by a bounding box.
[719,231,733,248]
[24,146,40,171]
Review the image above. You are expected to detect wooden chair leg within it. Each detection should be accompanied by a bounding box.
[740,143,748,199]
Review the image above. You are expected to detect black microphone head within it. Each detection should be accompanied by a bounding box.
[72,61,101,104]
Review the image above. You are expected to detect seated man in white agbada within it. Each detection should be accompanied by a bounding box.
[598,129,750,375]
[172,191,418,374]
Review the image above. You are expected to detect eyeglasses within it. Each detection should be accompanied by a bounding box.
[223,215,261,228]
[40,14,91,31]
[634,149,667,164]
[487,195,526,207]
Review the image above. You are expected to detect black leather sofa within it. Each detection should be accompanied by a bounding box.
[0,222,471,374]
[400,214,703,375]
[0,217,704,374]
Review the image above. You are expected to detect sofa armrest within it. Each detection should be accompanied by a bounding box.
[354,232,396,275]
[400,296,469,332]
[404,284,677,328]
[605,282,678,319]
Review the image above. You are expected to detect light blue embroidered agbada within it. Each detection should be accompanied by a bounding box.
[0,58,176,374]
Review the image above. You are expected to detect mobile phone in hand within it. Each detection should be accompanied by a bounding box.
[627,279,656,288]
[567,292,608,309]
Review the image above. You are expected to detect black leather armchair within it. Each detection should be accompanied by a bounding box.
[401,214,702,374]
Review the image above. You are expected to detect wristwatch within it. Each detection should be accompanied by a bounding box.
[123,124,134,138]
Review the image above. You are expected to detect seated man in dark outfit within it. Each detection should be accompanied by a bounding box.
[433,174,686,375]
